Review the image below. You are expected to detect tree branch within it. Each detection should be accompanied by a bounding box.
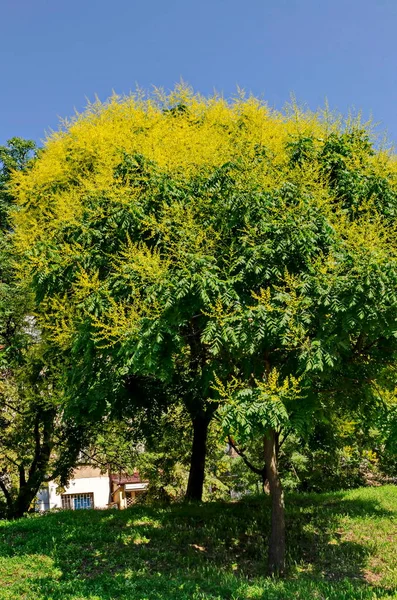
[28,413,41,479]
[228,435,265,477]
[2,455,20,467]
[0,476,12,509]
[278,428,292,451]
[0,399,25,416]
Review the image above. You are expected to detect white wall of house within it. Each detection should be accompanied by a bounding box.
[36,486,50,511]
[49,475,110,509]
[36,467,111,510]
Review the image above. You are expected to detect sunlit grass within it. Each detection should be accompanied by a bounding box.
[0,485,395,599]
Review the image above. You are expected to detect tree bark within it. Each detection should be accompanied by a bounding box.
[9,409,55,519]
[264,429,285,576]
[11,481,42,519]
[185,413,210,501]
[0,474,13,512]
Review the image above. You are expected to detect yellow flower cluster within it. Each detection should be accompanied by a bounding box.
[11,85,397,351]
[11,85,335,254]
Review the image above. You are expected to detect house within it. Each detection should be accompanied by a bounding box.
[110,472,148,508]
[36,465,148,511]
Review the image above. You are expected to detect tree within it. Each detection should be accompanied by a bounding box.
[0,139,87,518]
[0,348,89,518]
[0,138,37,359]
[12,88,397,571]
[0,138,37,228]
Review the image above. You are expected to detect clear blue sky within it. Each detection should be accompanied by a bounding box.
[2,0,397,146]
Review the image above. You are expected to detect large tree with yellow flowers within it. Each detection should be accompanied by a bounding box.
[12,87,397,573]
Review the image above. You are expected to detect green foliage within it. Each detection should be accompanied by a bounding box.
[0,486,395,599]
[0,138,89,516]
[94,406,254,503]
[372,389,397,477]
[0,138,37,361]
[9,91,397,520]
[13,93,397,433]
[0,345,90,517]
[216,370,301,444]
[0,137,36,229]
[89,404,259,503]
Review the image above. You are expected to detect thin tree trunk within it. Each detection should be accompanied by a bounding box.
[185,413,210,501]
[10,410,55,519]
[264,429,285,576]
[0,475,13,513]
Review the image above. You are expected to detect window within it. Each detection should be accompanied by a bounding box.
[125,491,134,508]
[125,490,144,507]
[61,493,94,510]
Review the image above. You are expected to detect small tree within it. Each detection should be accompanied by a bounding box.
[0,349,89,518]
[12,89,397,570]
[0,139,87,518]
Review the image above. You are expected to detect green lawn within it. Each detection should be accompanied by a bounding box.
[0,486,396,599]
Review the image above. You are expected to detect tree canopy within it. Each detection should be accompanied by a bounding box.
[10,87,397,571]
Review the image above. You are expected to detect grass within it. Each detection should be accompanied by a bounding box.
[0,485,396,599]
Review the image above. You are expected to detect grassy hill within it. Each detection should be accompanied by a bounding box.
[0,485,396,600]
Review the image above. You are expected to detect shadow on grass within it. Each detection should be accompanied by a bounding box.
[0,489,395,599]
[286,492,392,580]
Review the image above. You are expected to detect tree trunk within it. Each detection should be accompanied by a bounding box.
[11,481,42,519]
[185,413,210,501]
[9,410,55,519]
[264,430,285,576]
[0,473,13,514]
